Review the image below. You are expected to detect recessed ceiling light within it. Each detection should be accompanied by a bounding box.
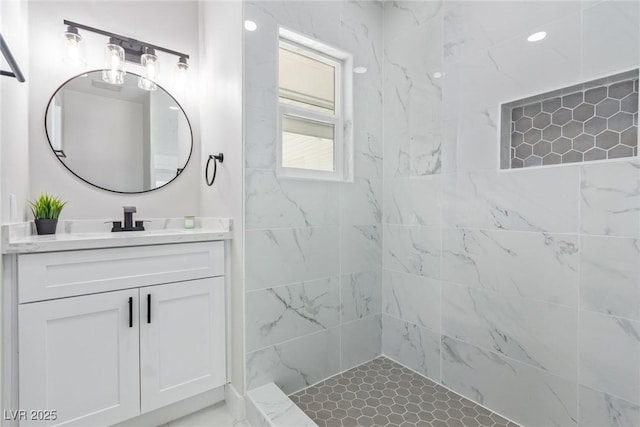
[169,106,179,110]
[433,72,443,79]
[244,20,257,32]
[354,66,367,74]
[527,31,547,42]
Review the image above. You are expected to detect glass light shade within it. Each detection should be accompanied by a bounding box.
[173,58,189,95]
[62,30,86,67]
[138,52,159,91]
[102,43,125,85]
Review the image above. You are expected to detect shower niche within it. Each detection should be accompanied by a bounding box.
[500,69,639,169]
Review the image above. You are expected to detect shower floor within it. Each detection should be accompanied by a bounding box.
[290,357,519,427]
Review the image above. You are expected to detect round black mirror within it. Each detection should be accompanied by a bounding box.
[45,70,193,193]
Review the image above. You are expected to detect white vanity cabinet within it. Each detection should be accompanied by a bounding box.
[139,277,225,413]
[14,241,227,427]
[19,289,142,427]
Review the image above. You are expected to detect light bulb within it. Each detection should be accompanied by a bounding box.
[102,41,125,85]
[174,57,189,96]
[138,49,159,91]
[62,26,86,67]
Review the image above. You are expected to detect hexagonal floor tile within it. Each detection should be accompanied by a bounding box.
[290,356,520,427]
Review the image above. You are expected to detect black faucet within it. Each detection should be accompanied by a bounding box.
[111,206,146,232]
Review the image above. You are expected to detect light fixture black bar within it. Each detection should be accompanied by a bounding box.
[0,33,25,82]
[64,19,190,59]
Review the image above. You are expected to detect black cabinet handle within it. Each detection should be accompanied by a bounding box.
[147,294,151,324]
[128,297,133,328]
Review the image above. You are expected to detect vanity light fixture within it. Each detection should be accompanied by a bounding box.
[244,20,258,31]
[527,31,547,42]
[174,56,189,94]
[62,19,190,90]
[103,40,126,85]
[138,47,159,91]
[62,25,86,67]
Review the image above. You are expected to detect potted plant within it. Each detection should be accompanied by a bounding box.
[30,194,67,235]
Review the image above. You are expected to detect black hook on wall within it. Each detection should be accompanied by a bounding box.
[205,153,224,186]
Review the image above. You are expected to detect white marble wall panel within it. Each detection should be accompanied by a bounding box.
[341,270,382,323]
[383,79,411,179]
[384,1,443,43]
[383,0,443,181]
[579,385,640,427]
[579,310,640,403]
[245,3,640,425]
[246,277,341,352]
[443,1,581,64]
[246,328,341,395]
[382,270,441,332]
[441,228,579,306]
[244,107,277,170]
[339,178,382,226]
[582,0,640,80]
[382,314,441,382]
[385,33,441,130]
[581,235,640,320]
[446,18,580,113]
[384,177,441,226]
[341,315,382,371]
[487,15,581,104]
[354,131,383,181]
[442,283,577,379]
[245,227,340,291]
[246,169,339,229]
[443,167,580,233]
[244,0,384,396]
[341,225,382,275]
[441,336,577,427]
[382,2,640,427]
[383,225,441,279]
[581,160,640,238]
[442,105,500,173]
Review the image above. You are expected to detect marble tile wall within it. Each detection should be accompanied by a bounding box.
[243,1,640,426]
[382,1,640,427]
[243,1,384,395]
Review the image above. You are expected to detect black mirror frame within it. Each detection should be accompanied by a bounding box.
[44,69,194,194]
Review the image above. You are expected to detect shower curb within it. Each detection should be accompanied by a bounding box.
[246,383,317,427]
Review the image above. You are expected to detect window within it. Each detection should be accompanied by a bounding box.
[278,28,353,181]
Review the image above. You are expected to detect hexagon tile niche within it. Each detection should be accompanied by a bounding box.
[501,69,639,169]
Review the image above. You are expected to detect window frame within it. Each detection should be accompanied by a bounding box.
[277,28,353,182]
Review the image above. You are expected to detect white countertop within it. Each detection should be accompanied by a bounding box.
[2,217,232,254]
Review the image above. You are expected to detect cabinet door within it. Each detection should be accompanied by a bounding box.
[139,277,226,413]
[19,289,140,427]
